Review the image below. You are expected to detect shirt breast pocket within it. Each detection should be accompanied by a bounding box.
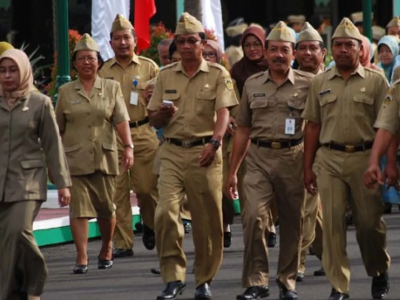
[319,94,337,107]
[163,92,180,106]
[195,90,216,116]
[249,98,269,110]
[353,93,374,118]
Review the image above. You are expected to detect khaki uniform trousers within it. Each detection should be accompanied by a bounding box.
[0,201,47,300]
[156,143,224,287]
[114,124,159,249]
[298,193,323,273]
[314,147,390,294]
[242,143,304,291]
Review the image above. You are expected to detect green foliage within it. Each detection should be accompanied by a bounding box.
[325,52,333,67]
[139,23,173,66]
[20,42,52,83]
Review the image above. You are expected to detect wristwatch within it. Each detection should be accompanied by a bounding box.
[125,144,134,149]
[209,139,221,150]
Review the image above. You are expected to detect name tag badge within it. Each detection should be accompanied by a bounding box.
[285,118,295,135]
[130,92,139,105]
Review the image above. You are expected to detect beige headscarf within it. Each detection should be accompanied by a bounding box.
[0,49,34,104]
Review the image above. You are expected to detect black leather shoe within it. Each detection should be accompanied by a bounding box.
[151,268,161,275]
[224,232,232,248]
[371,272,389,299]
[296,272,304,282]
[267,232,276,248]
[73,264,88,274]
[195,283,212,299]
[156,281,186,300]
[314,267,325,276]
[143,224,156,250]
[328,288,349,300]
[276,280,297,300]
[236,286,270,300]
[113,248,134,258]
[98,255,113,269]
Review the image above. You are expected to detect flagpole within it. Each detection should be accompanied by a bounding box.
[53,0,71,106]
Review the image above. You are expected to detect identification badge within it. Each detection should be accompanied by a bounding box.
[285,118,295,135]
[130,92,139,105]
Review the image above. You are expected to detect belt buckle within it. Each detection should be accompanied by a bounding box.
[182,140,192,148]
[271,142,281,149]
[345,145,355,153]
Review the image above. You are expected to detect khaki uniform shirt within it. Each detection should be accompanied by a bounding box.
[302,65,389,144]
[374,82,400,134]
[148,59,238,139]
[236,68,314,140]
[55,76,129,176]
[0,92,71,202]
[393,66,400,83]
[99,54,159,122]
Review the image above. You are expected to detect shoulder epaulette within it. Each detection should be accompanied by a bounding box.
[138,56,158,68]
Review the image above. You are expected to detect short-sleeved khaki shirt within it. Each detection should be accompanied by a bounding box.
[147,59,238,139]
[236,68,314,140]
[374,83,400,135]
[393,66,400,83]
[99,55,159,122]
[302,65,389,144]
[55,76,129,176]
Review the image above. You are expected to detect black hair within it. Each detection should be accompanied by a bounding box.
[294,41,326,50]
[308,15,324,31]
[110,29,136,40]
[168,40,178,59]
[71,51,104,71]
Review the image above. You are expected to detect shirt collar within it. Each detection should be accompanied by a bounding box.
[172,59,210,76]
[110,54,140,67]
[264,67,295,85]
[73,75,102,90]
[328,63,365,80]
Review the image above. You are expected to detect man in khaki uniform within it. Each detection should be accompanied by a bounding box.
[386,16,400,39]
[99,14,159,257]
[288,15,306,33]
[294,22,325,281]
[226,21,314,300]
[148,12,237,300]
[302,18,390,300]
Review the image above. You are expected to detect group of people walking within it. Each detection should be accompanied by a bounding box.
[0,10,398,300]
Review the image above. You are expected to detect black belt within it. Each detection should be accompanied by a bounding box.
[129,117,150,128]
[322,141,374,153]
[251,138,303,149]
[166,136,212,148]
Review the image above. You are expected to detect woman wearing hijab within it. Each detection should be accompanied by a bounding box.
[360,35,381,71]
[376,35,400,213]
[378,35,400,83]
[230,26,269,96]
[55,34,132,274]
[0,49,71,300]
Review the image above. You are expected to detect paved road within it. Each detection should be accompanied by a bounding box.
[41,213,400,300]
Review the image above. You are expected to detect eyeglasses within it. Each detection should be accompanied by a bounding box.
[76,56,97,62]
[175,38,201,45]
[202,52,217,58]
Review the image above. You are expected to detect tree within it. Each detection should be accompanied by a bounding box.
[184,0,202,21]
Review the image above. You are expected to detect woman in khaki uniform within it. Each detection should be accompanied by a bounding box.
[0,49,71,300]
[55,34,132,274]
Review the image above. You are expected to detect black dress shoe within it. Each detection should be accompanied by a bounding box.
[151,268,161,275]
[156,281,186,300]
[143,224,156,250]
[195,283,212,299]
[73,264,88,274]
[236,286,270,300]
[276,280,297,300]
[328,288,349,300]
[314,267,325,276]
[224,232,232,248]
[267,232,277,248]
[296,272,304,282]
[98,255,113,269]
[371,272,389,299]
[113,248,134,258]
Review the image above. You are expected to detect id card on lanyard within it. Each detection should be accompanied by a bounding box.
[285,107,295,135]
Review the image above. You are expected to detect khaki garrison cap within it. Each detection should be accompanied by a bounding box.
[74,33,100,53]
[332,17,362,42]
[111,14,134,33]
[351,11,374,24]
[288,15,306,24]
[296,22,323,43]
[266,21,296,43]
[386,16,400,28]
[175,12,205,35]
[226,23,248,37]
[372,26,385,40]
